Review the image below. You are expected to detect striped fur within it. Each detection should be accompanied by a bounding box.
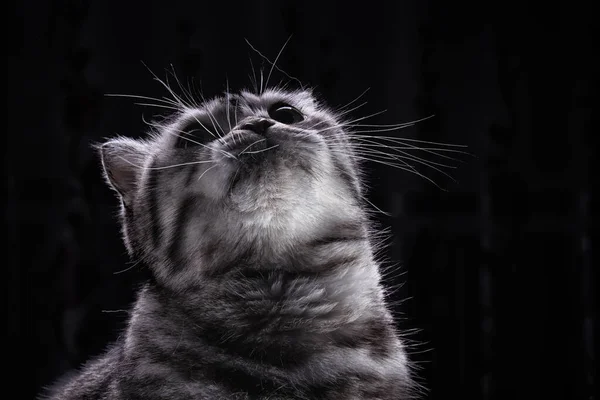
[43,88,418,399]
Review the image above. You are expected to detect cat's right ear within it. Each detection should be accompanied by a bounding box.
[97,138,149,204]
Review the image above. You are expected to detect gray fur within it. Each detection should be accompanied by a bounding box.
[43,88,418,399]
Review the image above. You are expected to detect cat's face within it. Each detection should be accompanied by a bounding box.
[101,89,367,286]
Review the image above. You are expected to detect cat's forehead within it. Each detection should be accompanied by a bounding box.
[239,89,314,108]
[167,87,332,136]
[202,88,316,112]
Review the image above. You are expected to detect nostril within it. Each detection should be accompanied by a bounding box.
[240,118,275,135]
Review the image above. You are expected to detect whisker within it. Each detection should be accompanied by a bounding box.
[265,35,292,91]
[248,55,258,93]
[117,156,216,171]
[197,164,220,182]
[260,66,264,94]
[190,77,204,107]
[331,150,446,190]
[316,109,389,133]
[334,87,370,114]
[175,87,221,143]
[351,146,457,169]
[189,113,221,142]
[133,102,181,111]
[361,195,392,217]
[245,37,303,89]
[241,143,280,155]
[346,114,436,129]
[237,138,267,155]
[163,70,194,110]
[349,140,469,154]
[140,113,155,128]
[233,97,239,128]
[206,106,225,138]
[186,78,199,109]
[336,101,368,119]
[168,64,197,109]
[225,81,233,142]
[349,134,469,148]
[141,61,190,111]
[194,90,225,138]
[113,259,143,275]
[349,137,467,162]
[104,93,180,107]
[349,147,458,181]
[161,127,236,159]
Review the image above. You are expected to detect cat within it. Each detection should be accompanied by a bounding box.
[42,86,421,399]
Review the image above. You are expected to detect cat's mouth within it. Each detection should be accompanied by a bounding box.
[219,127,321,160]
[221,130,270,157]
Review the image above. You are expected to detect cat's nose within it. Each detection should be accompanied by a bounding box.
[239,118,275,135]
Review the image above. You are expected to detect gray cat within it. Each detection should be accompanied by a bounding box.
[43,87,420,399]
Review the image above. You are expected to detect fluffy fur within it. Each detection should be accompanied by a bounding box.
[43,88,418,399]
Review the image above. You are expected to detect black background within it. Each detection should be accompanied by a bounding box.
[8,1,595,399]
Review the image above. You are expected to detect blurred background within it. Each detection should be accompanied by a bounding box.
[7,1,595,399]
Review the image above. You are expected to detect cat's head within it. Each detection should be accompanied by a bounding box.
[100,88,370,286]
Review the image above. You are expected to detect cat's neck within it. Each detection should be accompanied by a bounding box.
[126,244,393,364]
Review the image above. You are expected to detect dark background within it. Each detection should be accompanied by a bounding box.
[7,1,595,399]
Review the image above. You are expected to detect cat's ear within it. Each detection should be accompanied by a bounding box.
[97,138,149,203]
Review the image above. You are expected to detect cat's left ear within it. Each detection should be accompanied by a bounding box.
[97,137,149,204]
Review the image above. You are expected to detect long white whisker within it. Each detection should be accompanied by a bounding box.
[319,115,436,136]
[245,37,302,89]
[161,127,236,159]
[340,140,457,170]
[346,115,436,129]
[349,140,469,154]
[113,259,143,275]
[349,134,469,148]
[141,61,190,111]
[330,149,445,190]
[164,70,193,110]
[177,84,220,142]
[361,195,392,217]
[188,113,221,141]
[238,138,267,155]
[242,144,279,155]
[349,137,467,162]
[141,113,160,128]
[336,101,369,118]
[248,55,258,93]
[191,77,204,107]
[169,64,197,109]
[197,164,219,182]
[117,156,216,171]
[206,106,225,137]
[348,147,458,181]
[195,90,225,138]
[104,94,180,107]
[225,82,233,134]
[351,146,456,168]
[334,88,370,113]
[233,97,239,128]
[266,35,292,91]
[260,66,264,94]
[317,109,388,133]
[186,78,200,108]
[133,103,181,111]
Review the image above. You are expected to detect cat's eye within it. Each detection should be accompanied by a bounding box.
[175,120,216,149]
[268,103,304,124]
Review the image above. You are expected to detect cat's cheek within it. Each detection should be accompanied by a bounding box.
[192,161,236,201]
